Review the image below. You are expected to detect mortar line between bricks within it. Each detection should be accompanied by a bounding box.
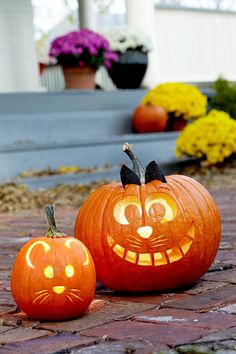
[135,318,236,330]
[36,318,137,334]
[53,339,101,354]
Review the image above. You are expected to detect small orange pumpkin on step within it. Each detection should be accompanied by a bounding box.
[75,143,221,292]
[132,103,168,133]
[11,205,96,321]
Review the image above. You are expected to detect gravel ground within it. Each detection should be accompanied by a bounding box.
[0,160,236,213]
[181,159,236,190]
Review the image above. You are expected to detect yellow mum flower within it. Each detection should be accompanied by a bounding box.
[142,83,207,120]
[176,109,236,164]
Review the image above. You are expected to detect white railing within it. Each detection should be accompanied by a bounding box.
[41,4,236,91]
[153,5,236,84]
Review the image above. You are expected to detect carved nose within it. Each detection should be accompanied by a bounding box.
[53,286,65,294]
[137,226,153,239]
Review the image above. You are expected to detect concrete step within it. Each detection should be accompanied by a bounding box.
[15,158,196,190]
[0,133,179,181]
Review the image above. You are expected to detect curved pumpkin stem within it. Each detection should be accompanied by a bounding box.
[45,205,67,237]
[123,143,145,183]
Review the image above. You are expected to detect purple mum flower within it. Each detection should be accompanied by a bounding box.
[49,28,117,69]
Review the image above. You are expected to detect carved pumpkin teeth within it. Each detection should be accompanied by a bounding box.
[179,236,193,255]
[154,252,167,266]
[113,243,125,258]
[107,235,115,248]
[125,250,137,264]
[166,246,183,263]
[137,253,152,266]
[107,224,195,266]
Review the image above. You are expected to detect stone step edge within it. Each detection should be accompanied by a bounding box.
[13,158,197,190]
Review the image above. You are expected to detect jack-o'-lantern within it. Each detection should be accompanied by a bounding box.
[11,205,96,320]
[75,143,221,292]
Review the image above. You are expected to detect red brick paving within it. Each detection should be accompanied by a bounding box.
[0,188,236,353]
[80,320,217,347]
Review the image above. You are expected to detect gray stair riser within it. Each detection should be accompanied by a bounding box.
[0,134,178,181]
[0,110,134,147]
[0,90,147,114]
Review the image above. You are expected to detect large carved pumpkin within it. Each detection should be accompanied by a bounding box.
[11,205,96,320]
[75,144,221,292]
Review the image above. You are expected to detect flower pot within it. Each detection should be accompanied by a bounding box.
[62,66,96,90]
[108,50,148,89]
[166,113,188,131]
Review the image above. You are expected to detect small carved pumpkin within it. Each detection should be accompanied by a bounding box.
[75,144,221,292]
[11,205,96,321]
[132,103,168,133]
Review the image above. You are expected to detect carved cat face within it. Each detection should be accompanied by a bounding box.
[107,188,195,266]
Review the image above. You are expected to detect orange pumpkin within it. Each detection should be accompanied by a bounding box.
[11,205,96,321]
[132,103,168,133]
[75,143,221,293]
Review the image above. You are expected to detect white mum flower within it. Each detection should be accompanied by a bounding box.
[102,26,152,53]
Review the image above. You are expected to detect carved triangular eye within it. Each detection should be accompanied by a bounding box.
[145,161,167,184]
[120,165,141,187]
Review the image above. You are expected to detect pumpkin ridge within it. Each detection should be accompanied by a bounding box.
[169,177,218,273]
[82,184,114,257]
[77,183,114,243]
[102,185,126,287]
[82,183,123,286]
[176,176,221,264]
[174,178,212,269]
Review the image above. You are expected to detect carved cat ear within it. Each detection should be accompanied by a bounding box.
[145,161,167,184]
[120,165,141,187]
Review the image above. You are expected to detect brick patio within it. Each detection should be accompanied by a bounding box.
[0,187,235,353]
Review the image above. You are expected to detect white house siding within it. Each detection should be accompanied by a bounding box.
[153,6,236,85]
[0,0,40,92]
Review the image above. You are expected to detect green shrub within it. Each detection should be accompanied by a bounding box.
[211,78,236,119]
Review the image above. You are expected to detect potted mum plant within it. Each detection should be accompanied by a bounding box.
[49,29,118,89]
[176,109,236,164]
[141,82,207,131]
[103,26,152,89]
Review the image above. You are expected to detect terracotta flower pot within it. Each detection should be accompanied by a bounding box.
[63,66,96,90]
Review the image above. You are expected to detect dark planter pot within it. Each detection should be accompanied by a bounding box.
[108,50,148,89]
[166,112,188,131]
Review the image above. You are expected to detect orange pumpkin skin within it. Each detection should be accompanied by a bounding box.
[11,213,96,321]
[75,172,221,293]
[132,104,168,133]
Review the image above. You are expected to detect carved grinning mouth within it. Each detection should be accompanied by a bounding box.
[107,224,195,266]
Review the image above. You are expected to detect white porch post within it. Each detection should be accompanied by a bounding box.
[0,0,41,93]
[78,0,96,30]
[126,0,159,88]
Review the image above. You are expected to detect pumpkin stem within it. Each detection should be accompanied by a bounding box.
[123,143,145,183]
[45,205,67,237]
